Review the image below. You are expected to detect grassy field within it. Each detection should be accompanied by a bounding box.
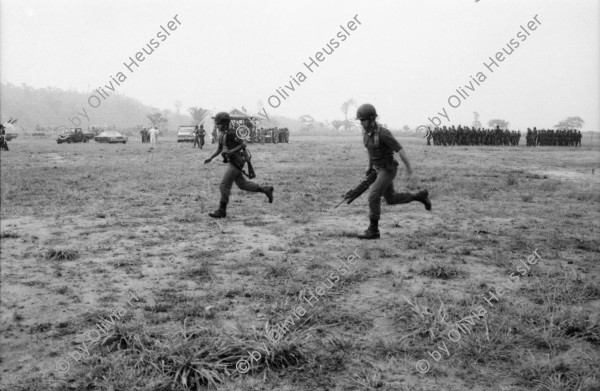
[1,134,599,391]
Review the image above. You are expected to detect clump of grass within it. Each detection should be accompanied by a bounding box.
[521,274,600,305]
[0,231,19,239]
[183,261,213,282]
[507,173,518,186]
[54,285,71,295]
[521,193,534,202]
[44,248,79,261]
[467,186,490,201]
[539,180,562,192]
[264,264,292,280]
[173,213,201,223]
[419,264,465,280]
[29,322,52,333]
[81,322,314,388]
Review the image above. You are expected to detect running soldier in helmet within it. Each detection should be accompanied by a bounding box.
[204,112,274,218]
[356,104,431,239]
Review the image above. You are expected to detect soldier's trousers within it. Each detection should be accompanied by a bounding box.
[199,137,205,149]
[193,137,200,147]
[368,163,415,221]
[219,163,262,203]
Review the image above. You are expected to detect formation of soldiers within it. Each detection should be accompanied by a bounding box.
[211,126,289,144]
[425,125,521,146]
[252,127,289,144]
[525,128,582,146]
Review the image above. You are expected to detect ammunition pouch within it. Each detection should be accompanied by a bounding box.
[373,155,398,170]
[222,151,245,167]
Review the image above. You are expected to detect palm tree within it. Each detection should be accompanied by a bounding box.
[187,107,210,126]
[147,113,167,128]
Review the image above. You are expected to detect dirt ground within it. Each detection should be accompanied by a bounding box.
[1,134,599,391]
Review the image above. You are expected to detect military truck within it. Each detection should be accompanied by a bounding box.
[56,128,95,144]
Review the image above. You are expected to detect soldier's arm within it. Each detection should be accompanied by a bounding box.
[381,130,408,172]
[206,143,223,162]
[398,149,413,175]
[228,139,246,154]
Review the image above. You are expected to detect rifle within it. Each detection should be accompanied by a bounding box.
[335,170,377,208]
[221,147,256,179]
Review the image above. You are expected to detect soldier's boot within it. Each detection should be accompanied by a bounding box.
[209,202,227,218]
[415,189,432,211]
[262,186,274,203]
[358,219,380,240]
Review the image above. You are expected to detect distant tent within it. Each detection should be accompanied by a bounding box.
[227,109,260,130]
[229,109,259,121]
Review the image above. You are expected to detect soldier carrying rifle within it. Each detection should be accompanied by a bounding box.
[204,112,274,218]
[355,104,431,239]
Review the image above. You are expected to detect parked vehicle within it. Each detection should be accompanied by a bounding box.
[177,126,196,142]
[94,131,128,144]
[56,128,93,144]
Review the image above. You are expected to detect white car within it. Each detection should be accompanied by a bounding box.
[94,131,128,144]
[177,126,196,142]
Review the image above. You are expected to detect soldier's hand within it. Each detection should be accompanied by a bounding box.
[406,170,417,188]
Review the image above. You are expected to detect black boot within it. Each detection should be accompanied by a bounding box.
[415,190,432,211]
[262,186,274,203]
[209,202,227,218]
[358,219,380,239]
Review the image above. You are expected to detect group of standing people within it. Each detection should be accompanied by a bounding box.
[425,125,521,146]
[140,127,159,144]
[526,128,582,146]
[253,127,289,144]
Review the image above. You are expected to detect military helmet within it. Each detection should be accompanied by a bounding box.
[356,103,377,120]
[214,112,231,125]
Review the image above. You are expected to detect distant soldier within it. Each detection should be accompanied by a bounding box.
[259,128,265,145]
[273,127,279,144]
[140,127,149,143]
[204,112,274,218]
[425,127,432,146]
[193,125,201,148]
[198,124,206,149]
[355,104,431,240]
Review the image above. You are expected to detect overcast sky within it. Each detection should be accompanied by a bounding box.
[1,0,599,131]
